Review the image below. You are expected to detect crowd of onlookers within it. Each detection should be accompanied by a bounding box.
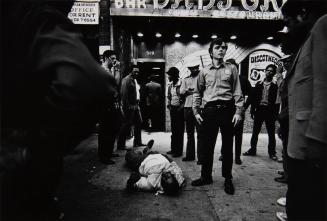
[1,0,326,220]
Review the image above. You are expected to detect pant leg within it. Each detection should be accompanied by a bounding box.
[98,108,121,159]
[286,157,326,220]
[184,108,195,159]
[170,106,184,155]
[118,108,134,148]
[234,118,244,160]
[219,106,234,180]
[265,113,276,156]
[170,107,178,154]
[175,107,185,155]
[195,117,204,163]
[250,108,264,152]
[133,106,142,145]
[200,107,220,180]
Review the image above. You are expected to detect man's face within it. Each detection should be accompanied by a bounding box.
[265,67,276,80]
[168,74,178,82]
[162,171,175,185]
[211,42,227,60]
[188,66,200,76]
[131,67,139,78]
[110,55,117,65]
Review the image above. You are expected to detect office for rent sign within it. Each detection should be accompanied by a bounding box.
[68,1,99,24]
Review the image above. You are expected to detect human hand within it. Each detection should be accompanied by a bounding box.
[195,114,203,125]
[232,114,242,127]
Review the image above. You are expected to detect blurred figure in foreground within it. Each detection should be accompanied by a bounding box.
[281,0,327,220]
[1,0,117,220]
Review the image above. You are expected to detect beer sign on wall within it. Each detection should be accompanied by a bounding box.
[110,0,287,20]
[248,50,281,86]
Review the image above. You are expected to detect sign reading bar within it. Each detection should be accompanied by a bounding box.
[68,1,99,25]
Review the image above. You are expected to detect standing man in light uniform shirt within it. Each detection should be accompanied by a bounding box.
[191,38,244,195]
[180,64,201,162]
[167,67,185,158]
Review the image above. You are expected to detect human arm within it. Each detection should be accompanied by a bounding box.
[305,17,327,146]
[167,84,172,110]
[193,71,205,124]
[231,67,244,126]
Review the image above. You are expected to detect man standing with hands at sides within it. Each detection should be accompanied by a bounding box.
[191,38,244,195]
[180,64,201,162]
[118,64,144,150]
[167,67,185,158]
[243,64,279,161]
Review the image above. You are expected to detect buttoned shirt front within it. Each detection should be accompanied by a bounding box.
[180,75,198,108]
[169,80,181,107]
[193,62,244,115]
[260,81,272,106]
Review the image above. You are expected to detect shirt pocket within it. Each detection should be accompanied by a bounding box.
[221,69,232,82]
[205,74,215,87]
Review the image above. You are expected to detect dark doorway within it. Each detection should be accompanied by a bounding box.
[137,61,165,132]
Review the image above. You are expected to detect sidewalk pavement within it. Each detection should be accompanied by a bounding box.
[58,132,287,221]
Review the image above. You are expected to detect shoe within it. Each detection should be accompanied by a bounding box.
[270,154,278,161]
[277,197,286,207]
[235,158,242,165]
[274,175,287,184]
[111,153,120,158]
[277,170,285,176]
[191,177,213,186]
[243,150,256,156]
[166,151,174,155]
[133,143,146,147]
[100,158,115,165]
[276,212,287,221]
[172,153,182,158]
[219,156,223,161]
[146,139,154,149]
[182,157,195,162]
[224,179,235,195]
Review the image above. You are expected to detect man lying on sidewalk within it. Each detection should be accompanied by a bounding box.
[125,140,185,195]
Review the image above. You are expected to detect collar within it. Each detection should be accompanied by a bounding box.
[209,62,226,70]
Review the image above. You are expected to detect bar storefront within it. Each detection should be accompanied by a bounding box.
[107,0,287,131]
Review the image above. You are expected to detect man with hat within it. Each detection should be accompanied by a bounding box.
[180,64,202,162]
[167,67,185,158]
[281,0,327,220]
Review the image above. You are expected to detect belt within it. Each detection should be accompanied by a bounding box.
[204,100,233,108]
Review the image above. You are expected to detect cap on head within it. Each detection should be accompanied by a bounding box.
[187,64,200,70]
[167,67,180,77]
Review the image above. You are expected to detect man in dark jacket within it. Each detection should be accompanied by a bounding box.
[118,64,144,149]
[243,64,279,160]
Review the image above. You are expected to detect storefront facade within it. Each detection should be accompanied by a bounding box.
[73,0,287,131]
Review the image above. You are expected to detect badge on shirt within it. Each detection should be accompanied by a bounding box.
[225,69,231,75]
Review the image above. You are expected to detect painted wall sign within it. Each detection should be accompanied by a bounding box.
[111,0,286,20]
[68,1,99,24]
[248,50,282,86]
